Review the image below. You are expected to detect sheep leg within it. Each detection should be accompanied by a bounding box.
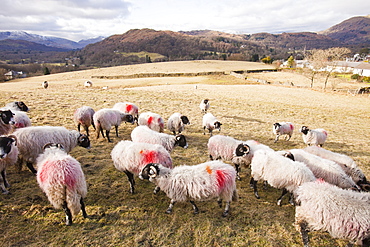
[153,186,160,194]
[106,130,112,142]
[298,221,310,247]
[251,178,260,199]
[286,134,292,141]
[203,126,206,135]
[234,164,241,180]
[62,201,73,226]
[84,126,89,137]
[114,126,119,137]
[26,162,37,174]
[1,170,9,188]
[0,171,9,194]
[222,201,231,217]
[80,198,88,218]
[274,135,279,143]
[77,124,81,133]
[91,120,96,130]
[217,198,222,208]
[123,171,135,193]
[165,199,176,214]
[209,155,214,160]
[277,188,289,206]
[189,200,199,214]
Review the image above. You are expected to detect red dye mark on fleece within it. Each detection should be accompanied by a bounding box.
[64,171,77,189]
[323,130,328,136]
[206,165,212,174]
[147,116,153,125]
[126,104,133,113]
[38,161,53,183]
[289,123,294,130]
[141,150,158,164]
[216,170,226,189]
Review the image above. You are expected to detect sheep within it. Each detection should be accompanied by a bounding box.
[202,113,222,136]
[73,106,96,136]
[199,99,210,113]
[139,160,237,217]
[42,81,48,89]
[0,135,18,194]
[131,125,188,153]
[207,135,251,180]
[278,149,359,190]
[299,126,327,147]
[138,111,164,132]
[272,122,294,142]
[250,149,316,206]
[0,110,15,135]
[4,101,29,112]
[113,102,139,124]
[1,102,31,130]
[84,80,93,87]
[303,146,369,190]
[36,143,88,225]
[111,140,172,194]
[13,126,90,174]
[294,179,370,247]
[167,112,190,135]
[93,108,134,142]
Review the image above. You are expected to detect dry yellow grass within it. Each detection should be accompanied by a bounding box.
[0,60,369,247]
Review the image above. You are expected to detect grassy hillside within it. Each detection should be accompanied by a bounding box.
[0,61,369,247]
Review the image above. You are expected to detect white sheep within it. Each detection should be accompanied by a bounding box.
[199,99,210,113]
[250,149,316,205]
[73,106,96,136]
[36,143,88,225]
[113,102,139,124]
[4,101,29,112]
[84,80,93,87]
[1,102,31,130]
[131,125,188,153]
[138,111,164,132]
[0,135,18,194]
[272,122,294,142]
[139,160,237,217]
[278,149,359,190]
[13,126,90,174]
[93,108,134,142]
[207,135,251,180]
[295,179,370,246]
[202,113,222,136]
[299,126,327,147]
[111,140,172,194]
[42,81,48,89]
[0,110,15,135]
[167,112,190,135]
[303,146,368,189]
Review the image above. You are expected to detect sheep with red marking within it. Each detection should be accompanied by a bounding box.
[111,140,172,194]
[113,102,139,124]
[73,106,95,136]
[299,126,328,147]
[139,160,237,217]
[272,122,294,142]
[138,111,164,132]
[0,135,18,194]
[36,143,88,225]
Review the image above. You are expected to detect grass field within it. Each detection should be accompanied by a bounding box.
[0,61,369,247]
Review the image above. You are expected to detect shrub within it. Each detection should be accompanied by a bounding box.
[351,74,360,80]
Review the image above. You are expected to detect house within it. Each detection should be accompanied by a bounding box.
[4,70,27,80]
[353,63,370,77]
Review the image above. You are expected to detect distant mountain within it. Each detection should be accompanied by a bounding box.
[319,15,370,45]
[0,31,105,49]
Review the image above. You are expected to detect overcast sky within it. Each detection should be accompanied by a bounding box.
[1,0,369,41]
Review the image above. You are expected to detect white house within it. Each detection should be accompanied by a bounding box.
[353,63,370,77]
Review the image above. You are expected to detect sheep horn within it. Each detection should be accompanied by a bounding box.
[7,135,17,146]
[149,165,158,178]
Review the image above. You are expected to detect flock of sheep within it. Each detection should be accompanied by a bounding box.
[0,97,370,246]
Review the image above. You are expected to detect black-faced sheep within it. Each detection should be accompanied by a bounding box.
[199,99,210,113]
[0,135,18,194]
[5,101,29,112]
[1,102,31,130]
[93,108,134,142]
[138,111,164,132]
[111,140,172,194]
[84,80,93,87]
[202,113,222,136]
[295,179,370,247]
[207,135,250,180]
[250,149,316,206]
[113,102,139,124]
[139,161,237,217]
[42,81,48,89]
[0,110,15,135]
[13,126,90,174]
[167,112,190,135]
[36,143,88,225]
[299,126,327,147]
[73,106,96,136]
[303,146,369,190]
[272,122,294,143]
[131,125,188,153]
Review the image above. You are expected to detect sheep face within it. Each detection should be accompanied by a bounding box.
[77,134,91,149]
[0,136,16,159]
[234,144,250,157]
[175,135,188,149]
[214,121,222,130]
[9,101,29,112]
[122,114,135,124]
[300,126,310,135]
[139,163,160,181]
[273,123,281,130]
[180,116,190,125]
[0,110,15,125]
